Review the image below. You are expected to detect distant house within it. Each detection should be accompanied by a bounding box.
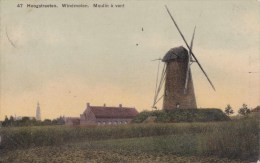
[65,117,80,126]
[80,103,138,125]
[251,106,260,113]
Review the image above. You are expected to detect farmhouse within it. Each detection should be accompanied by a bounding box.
[80,103,138,125]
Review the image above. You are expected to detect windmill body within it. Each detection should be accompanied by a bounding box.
[162,46,197,110]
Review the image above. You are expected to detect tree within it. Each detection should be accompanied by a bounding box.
[42,119,52,125]
[2,116,9,126]
[9,116,14,126]
[21,117,31,126]
[224,104,234,116]
[238,103,251,116]
[56,116,65,125]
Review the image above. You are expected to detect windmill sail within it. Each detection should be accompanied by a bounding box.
[165,5,216,91]
[152,63,166,108]
[153,60,161,107]
[184,26,196,94]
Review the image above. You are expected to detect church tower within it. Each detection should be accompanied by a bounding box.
[36,102,41,121]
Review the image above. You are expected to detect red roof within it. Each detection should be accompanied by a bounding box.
[88,106,138,118]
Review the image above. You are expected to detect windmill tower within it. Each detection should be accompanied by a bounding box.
[152,6,215,110]
[36,102,41,121]
[162,46,197,109]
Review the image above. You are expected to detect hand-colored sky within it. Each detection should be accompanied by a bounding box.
[0,0,259,120]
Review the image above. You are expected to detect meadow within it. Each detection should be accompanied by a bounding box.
[0,115,259,163]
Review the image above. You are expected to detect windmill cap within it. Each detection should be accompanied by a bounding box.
[162,46,188,62]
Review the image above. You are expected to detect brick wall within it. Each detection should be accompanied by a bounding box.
[163,58,197,110]
[80,108,96,125]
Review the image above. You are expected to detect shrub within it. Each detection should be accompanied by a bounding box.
[133,109,230,123]
[132,111,152,123]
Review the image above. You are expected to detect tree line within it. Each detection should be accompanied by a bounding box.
[1,104,258,127]
[1,116,65,127]
[224,103,258,117]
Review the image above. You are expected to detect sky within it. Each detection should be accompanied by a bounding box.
[0,0,259,120]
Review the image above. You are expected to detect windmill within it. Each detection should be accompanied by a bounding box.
[152,6,216,110]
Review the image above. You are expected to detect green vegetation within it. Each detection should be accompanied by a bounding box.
[0,145,244,163]
[238,104,251,116]
[132,109,230,123]
[224,104,234,116]
[1,116,65,127]
[0,115,258,162]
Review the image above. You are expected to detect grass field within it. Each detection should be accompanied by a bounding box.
[0,115,259,163]
[0,142,246,163]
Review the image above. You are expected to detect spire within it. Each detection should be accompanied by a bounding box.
[36,102,41,121]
